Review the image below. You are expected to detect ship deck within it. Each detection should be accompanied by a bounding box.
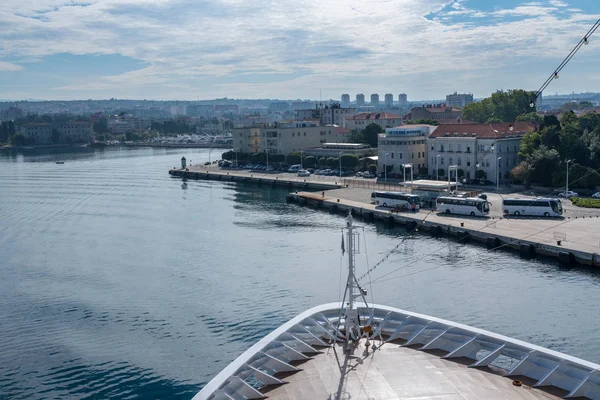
[265,341,566,400]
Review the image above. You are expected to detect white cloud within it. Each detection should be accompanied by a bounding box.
[0,61,23,71]
[0,0,598,100]
[549,0,568,7]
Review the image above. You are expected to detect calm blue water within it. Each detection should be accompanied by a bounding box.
[1,147,600,399]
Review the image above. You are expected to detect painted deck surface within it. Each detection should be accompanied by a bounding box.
[266,341,564,400]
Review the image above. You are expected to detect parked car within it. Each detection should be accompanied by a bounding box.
[558,190,579,198]
[592,192,600,199]
[204,161,211,165]
[297,169,311,177]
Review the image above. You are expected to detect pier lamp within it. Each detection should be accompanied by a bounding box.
[496,157,502,193]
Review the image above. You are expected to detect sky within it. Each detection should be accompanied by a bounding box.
[0,0,599,101]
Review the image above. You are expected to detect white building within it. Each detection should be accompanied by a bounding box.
[341,94,350,108]
[384,94,394,108]
[346,112,403,131]
[356,94,365,107]
[370,94,379,106]
[296,105,356,128]
[378,125,436,177]
[427,122,537,183]
[445,92,474,108]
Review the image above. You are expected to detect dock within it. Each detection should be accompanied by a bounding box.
[286,191,600,267]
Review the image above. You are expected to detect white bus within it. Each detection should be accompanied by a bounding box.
[436,196,490,217]
[371,191,420,210]
[502,197,563,217]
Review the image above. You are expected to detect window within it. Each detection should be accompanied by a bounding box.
[467,146,471,153]
[391,153,394,159]
[441,157,444,165]
[449,157,453,165]
[411,153,414,159]
[467,161,471,167]
[486,161,490,167]
[457,144,462,151]
[292,132,295,137]
[457,158,462,166]
[400,153,403,159]
[417,152,420,158]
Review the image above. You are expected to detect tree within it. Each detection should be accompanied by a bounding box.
[406,119,439,125]
[579,112,600,133]
[516,112,543,124]
[362,123,384,147]
[519,131,542,159]
[222,150,234,160]
[510,161,530,184]
[51,128,61,144]
[456,168,465,177]
[303,155,316,168]
[287,152,301,165]
[527,145,560,186]
[461,89,537,123]
[349,130,364,143]
[340,154,359,168]
[326,157,338,168]
[11,134,26,147]
[437,168,445,177]
[318,157,327,166]
[368,164,377,174]
[475,169,486,179]
[93,119,109,134]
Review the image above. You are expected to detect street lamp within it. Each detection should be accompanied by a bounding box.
[436,155,441,181]
[339,151,343,178]
[266,150,269,173]
[496,156,502,193]
[300,149,303,169]
[384,152,389,183]
[566,159,572,195]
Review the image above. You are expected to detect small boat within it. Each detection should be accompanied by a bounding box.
[55,161,64,164]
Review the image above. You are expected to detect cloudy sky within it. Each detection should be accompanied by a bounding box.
[0,0,599,101]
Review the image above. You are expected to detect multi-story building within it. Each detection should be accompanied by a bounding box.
[20,121,93,145]
[384,94,394,108]
[370,94,379,106]
[346,112,404,131]
[233,122,352,155]
[341,94,350,108]
[398,94,408,106]
[427,122,536,183]
[408,104,462,122]
[446,92,474,108]
[269,102,290,112]
[378,125,436,176]
[291,101,316,111]
[295,104,355,128]
[356,94,365,107]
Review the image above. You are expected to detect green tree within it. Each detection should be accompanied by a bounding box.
[93,119,109,134]
[349,130,364,143]
[579,112,600,133]
[462,89,537,123]
[362,123,384,147]
[510,161,530,184]
[437,168,445,177]
[340,154,359,168]
[287,152,301,165]
[51,128,61,144]
[318,157,327,166]
[516,112,543,124]
[303,155,316,168]
[519,131,542,159]
[527,145,560,186]
[368,164,377,174]
[475,170,486,179]
[11,134,26,147]
[406,119,439,125]
[326,157,338,168]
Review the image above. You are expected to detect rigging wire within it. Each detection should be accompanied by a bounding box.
[358,18,600,283]
[361,227,375,306]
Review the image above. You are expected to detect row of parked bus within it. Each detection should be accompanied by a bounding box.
[370,191,564,218]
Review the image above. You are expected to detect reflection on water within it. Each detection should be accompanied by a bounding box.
[1,147,600,399]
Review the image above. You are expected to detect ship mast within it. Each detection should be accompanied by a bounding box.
[341,211,370,348]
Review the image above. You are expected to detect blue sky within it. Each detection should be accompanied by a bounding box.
[0,0,599,101]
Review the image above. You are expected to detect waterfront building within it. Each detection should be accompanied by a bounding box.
[370,94,380,106]
[398,93,408,106]
[408,104,462,122]
[341,94,350,108]
[356,94,365,107]
[384,93,394,108]
[233,122,351,155]
[345,111,403,131]
[446,92,474,108]
[427,122,536,183]
[20,121,93,145]
[303,142,373,158]
[377,125,436,176]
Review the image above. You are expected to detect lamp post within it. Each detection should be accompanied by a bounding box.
[496,156,502,193]
[436,155,440,180]
[384,152,389,183]
[566,159,572,195]
[339,151,343,178]
[234,148,238,170]
[300,149,303,169]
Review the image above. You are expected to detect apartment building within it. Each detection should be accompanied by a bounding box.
[378,125,436,176]
[408,104,462,122]
[295,104,356,128]
[427,122,536,183]
[233,122,351,155]
[346,112,403,130]
[21,121,93,145]
[446,92,474,108]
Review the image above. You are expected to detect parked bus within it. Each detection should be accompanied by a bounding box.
[436,196,489,217]
[502,197,563,217]
[371,191,420,210]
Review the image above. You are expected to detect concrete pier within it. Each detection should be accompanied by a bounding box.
[286,191,600,268]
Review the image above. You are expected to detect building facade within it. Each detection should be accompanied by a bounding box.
[384,94,394,108]
[21,121,93,145]
[427,122,536,183]
[370,94,379,106]
[295,104,356,128]
[398,94,408,106]
[233,123,351,155]
[341,94,350,108]
[408,104,462,122]
[356,94,365,107]
[445,92,474,108]
[346,112,403,131]
[377,125,436,176]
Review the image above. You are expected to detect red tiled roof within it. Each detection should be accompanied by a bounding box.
[347,112,402,120]
[428,122,536,139]
[334,127,351,134]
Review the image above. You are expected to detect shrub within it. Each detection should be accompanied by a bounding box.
[368,164,377,174]
[570,197,600,208]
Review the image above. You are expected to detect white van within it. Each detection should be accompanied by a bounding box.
[288,164,302,172]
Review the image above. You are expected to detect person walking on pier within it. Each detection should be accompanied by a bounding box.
[411,202,416,213]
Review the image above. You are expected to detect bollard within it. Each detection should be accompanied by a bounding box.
[460,222,464,227]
